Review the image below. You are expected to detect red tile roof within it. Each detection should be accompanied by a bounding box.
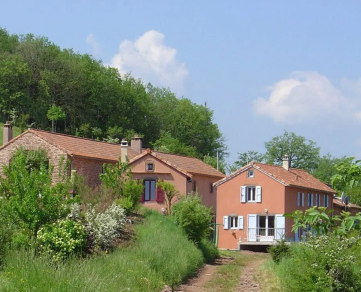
[333,198,361,210]
[214,161,335,194]
[129,150,226,178]
[5,129,138,161]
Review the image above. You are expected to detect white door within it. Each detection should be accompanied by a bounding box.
[248,214,257,242]
[275,214,285,240]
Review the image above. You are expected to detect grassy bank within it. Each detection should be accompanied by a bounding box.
[0,210,205,292]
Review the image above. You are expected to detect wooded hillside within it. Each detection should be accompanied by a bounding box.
[0,28,226,159]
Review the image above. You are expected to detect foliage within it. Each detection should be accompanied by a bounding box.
[37,219,87,262]
[198,238,219,264]
[0,150,76,239]
[331,157,361,191]
[100,159,143,214]
[156,179,179,215]
[152,131,198,157]
[172,194,213,245]
[234,150,265,167]
[264,130,320,172]
[285,207,361,236]
[0,209,204,291]
[0,27,226,159]
[85,203,127,251]
[0,204,12,268]
[203,154,226,174]
[274,234,361,292]
[268,239,290,264]
[312,154,350,184]
[47,104,66,132]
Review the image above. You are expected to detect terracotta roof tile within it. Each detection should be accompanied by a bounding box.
[215,162,335,193]
[28,129,138,161]
[129,150,225,178]
[333,198,361,210]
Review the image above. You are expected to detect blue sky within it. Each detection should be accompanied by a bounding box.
[2,1,361,164]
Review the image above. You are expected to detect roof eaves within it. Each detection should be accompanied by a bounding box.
[0,129,30,151]
[128,150,192,178]
[188,171,226,178]
[288,184,336,194]
[213,164,253,187]
[70,152,118,162]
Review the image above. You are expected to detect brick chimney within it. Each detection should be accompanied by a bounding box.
[131,134,142,154]
[3,121,13,145]
[120,139,128,163]
[282,154,290,171]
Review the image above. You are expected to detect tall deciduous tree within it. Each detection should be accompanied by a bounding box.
[264,130,320,172]
[235,150,265,167]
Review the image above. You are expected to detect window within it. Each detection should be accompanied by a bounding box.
[223,215,244,230]
[209,183,213,193]
[192,181,197,192]
[247,187,256,201]
[230,216,238,228]
[324,194,329,207]
[146,162,154,172]
[297,192,305,207]
[248,169,254,178]
[144,180,156,201]
[307,193,313,207]
[241,186,261,203]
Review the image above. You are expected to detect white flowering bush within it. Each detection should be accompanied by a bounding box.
[85,203,127,250]
[67,203,81,221]
[37,219,87,262]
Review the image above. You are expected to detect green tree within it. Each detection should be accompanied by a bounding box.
[235,150,265,167]
[203,154,226,174]
[156,179,179,215]
[152,131,198,157]
[0,150,75,239]
[312,154,349,184]
[264,130,320,172]
[47,104,66,132]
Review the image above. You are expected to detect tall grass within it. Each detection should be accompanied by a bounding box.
[0,210,204,291]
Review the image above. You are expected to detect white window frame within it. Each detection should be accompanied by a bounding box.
[230,216,238,229]
[248,169,254,178]
[223,215,244,230]
[247,186,256,202]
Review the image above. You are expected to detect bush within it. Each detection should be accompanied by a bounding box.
[37,219,87,262]
[275,234,361,292]
[172,194,213,245]
[85,203,127,250]
[268,239,290,264]
[199,238,219,264]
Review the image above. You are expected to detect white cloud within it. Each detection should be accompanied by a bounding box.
[110,30,188,94]
[253,71,356,123]
[86,34,102,56]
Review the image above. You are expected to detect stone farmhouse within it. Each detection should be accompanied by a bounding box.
[0,123,225,214]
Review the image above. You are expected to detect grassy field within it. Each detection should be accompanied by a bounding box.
[0,210,205,292]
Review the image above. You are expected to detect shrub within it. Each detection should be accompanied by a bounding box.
[199,238,219,263]
[37,219,87,262]
[172,194,213,245]
[85,203,127,250]
[275,234,361,292]
[268,239,290,264]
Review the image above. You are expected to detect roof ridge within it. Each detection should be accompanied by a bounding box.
[29,129,123,147]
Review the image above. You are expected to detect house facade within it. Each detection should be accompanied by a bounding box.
[0,124,225,214]
[214,158,335,250]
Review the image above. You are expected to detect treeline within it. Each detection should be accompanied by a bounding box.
[0,28,226,159]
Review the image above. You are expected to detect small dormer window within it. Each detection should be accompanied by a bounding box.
[146,162,154,172]
[248,169,254,178]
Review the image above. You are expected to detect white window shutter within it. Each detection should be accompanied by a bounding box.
[223,216,229,229]
[241,186,246,203]
[297,192,300,206]
[256,186,262,202]
[302,193,305,206]
[238,216,244,229]
[275,214,285,240]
